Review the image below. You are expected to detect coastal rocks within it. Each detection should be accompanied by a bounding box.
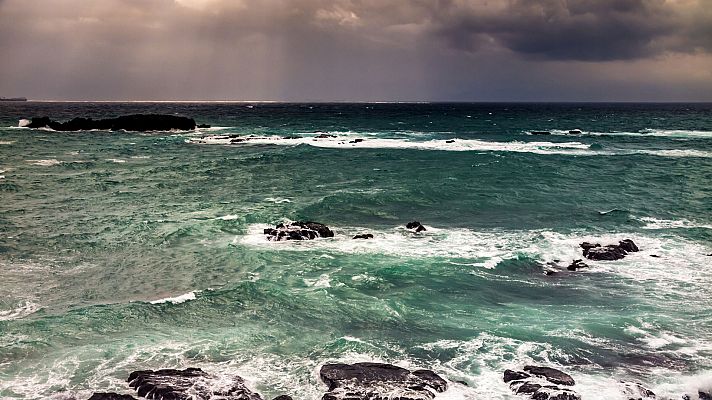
[127,368,262,400]
[580,239,639,261]
[264,221,334,241]
[567,259,589,271]
[503,366,580,400]
[353,233,374,239]
[315,133,337,138]
[406,221,427,232]
[568,130,583,134]
[26,114,197,131]
[620,381,656,399]
[320,362,447,400]
[87,394,137,400]
[349,138,364,143]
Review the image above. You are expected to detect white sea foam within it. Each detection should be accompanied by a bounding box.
[0,140,15,145]
[637,217,712,230]
[264,197,292,204]
[0,300,40,321]
[189,135,712,158]
[149,291,198,304]
[550,129,712,139]
[106,158,126,163]
[216,214,239,220]
[18,119,31,127]
[26,159,62,166]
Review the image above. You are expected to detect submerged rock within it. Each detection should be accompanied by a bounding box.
[353,233,374,239]
[264,221,334,241]
[320,362,447,400]
[567,259,589,271]
[26,114,197,132]
[315,134,337,138]
[406,221,427,232]
[127,368,262,400]
[504,367,580,400]
[568,130,583,134]
[87,394,137,400]
[620,381,656,399]
[580,239,639,261]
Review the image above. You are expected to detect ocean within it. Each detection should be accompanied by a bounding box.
[0,102,711,399]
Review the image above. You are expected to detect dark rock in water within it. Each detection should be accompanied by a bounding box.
[620,381,656,399]
[618,239,640,253]
[504,369,531,383]
[505,367,580,400]
[568,129,583,134]
[650,254,661,258]
[406,221,427,232]
[197,124,211,128]
[580,239,639,261]
[523,366,575,386]
[319,362,447,400]
[349,138,365,143]
[87,394,137,400]
[353,233,374,239]
[531,131,551,135]
[283,135,302,139]
[26,114,197,132]
[315,134,337,138]
[127,368,262,400]
[567,259,589,271]
[272,396,293,400]
[264,221,334,241]
[446,139,456,143]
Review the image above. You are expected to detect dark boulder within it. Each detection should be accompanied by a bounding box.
[567,260,589,271]
[315,134,336,138]
[26,114,197,132]
[127,368,262,400]
[568,130,583,134]
[197,124,211,129]
[504,369,530,383]
[349,138,365,143]
[87,394,137,400]
[523,366,575,386]
[446,140,455,143]
[620,381,656,399]
[264,221,334,241]
[353,233,374,239]
[272,396,293,400]
[580,239,639,261]
[406,221,427,232]
[319,362,447,400]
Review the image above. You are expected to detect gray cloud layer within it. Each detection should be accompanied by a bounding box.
[1,0,711,100]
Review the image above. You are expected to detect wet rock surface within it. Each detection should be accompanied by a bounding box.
[127,368,263,400]
[26,114,197,132]
[353,233,374,239]
[264,221,335,241]
[504,366,580,400]
[581,239,639,261]
[320,362,447,400]
[620,381,656,399]
[87,394,137,400]
[406,221,427,232]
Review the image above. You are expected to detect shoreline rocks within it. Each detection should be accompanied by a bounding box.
[264,221,334,241]
[87,394,136,400]
[406,221,427,232]
[25,114,200,131]
[353,233,374,239]
[127,368,263,400]
[504,366,580,400]
[320,362,447,400]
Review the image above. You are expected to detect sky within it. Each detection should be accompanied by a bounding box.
[1,0,711,101]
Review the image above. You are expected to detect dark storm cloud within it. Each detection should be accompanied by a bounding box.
[0,0,711,101]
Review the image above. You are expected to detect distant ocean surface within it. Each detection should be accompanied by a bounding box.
[0,102,711,399]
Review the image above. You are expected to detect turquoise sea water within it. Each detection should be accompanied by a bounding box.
[0,102,711,399]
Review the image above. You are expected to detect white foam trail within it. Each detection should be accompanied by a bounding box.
[149,291,198,304]
[0,140,15,145]
[216,214,239,221]
[0,301,40,321]
[637,217,712,230]
[550,129,712,139]
[18,119,31,127]
[106,158,126,163]
[189,135,712,158]
[26,159,62,166]
[264,197,292,204]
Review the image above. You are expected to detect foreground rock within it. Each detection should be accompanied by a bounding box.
[353,233,374,239]
[504,366,580,400]
[581,239,639,261]
[567,259,589,271]
[128,368,262,400]
[264,221,335,241]
[87,394,136,400]
[620,381,655,399]
[320,362,447,400]
[26,114,198,131]
[406,221,427,232]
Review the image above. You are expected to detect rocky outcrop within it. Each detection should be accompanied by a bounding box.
[504,366,580,400]
[353,233,374,239]
[620,381,655,399]
[406,221,427,232]
[87,394,137,400]
[568,130,583,134]
[320,362,447,400]
[127,368,263,400]
[566,260,589,271]
[26,114,197,132]
[264,221,335,241]
[581,239,639,261]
